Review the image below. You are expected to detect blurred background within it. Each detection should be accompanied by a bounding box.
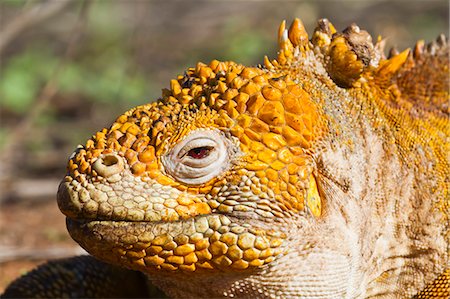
[0,0,448,291]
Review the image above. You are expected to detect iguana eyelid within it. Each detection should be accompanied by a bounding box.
[177,138,217,159]
[182,147,217,167]
[161,129,235,185]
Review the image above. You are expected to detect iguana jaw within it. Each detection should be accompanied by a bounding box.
[66,215,286,274]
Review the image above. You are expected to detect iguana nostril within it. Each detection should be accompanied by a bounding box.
[92,154,124,177]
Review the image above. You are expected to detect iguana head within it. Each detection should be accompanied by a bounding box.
[57,19,334,274]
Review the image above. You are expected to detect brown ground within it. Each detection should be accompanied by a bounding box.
[0,198,83,293]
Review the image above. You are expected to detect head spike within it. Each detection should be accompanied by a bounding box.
[375,36,386,52]
[426,40,438,55]
[376,49,410,78]
[281,29,292,49]
[436,34,447,47]
[278,20,287,49]
[388,47,399,59]
[413,40,425,59]
[264,55,274,70]
[276,19,296,65]
[277,49,288,65]
[374,38,387,62]
[288,18,309,48]
[271,58,279,67]
[312,18,336,49]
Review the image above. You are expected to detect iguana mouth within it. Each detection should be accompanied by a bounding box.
[66,214,286,274]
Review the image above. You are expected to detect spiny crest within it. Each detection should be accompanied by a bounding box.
[269,18,447,89]
[410,34,448,58]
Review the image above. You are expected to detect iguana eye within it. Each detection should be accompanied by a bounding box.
[162,129,234,185]
[176,137,218,168]
[186,146,213,159]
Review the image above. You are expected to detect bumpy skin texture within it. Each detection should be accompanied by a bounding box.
[3,19,449,298]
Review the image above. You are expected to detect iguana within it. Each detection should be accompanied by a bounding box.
[2,18,449,299]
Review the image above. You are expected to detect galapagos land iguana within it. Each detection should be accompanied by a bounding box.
[2,18,449,299]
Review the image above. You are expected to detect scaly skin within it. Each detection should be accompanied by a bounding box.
[3,19,449,298]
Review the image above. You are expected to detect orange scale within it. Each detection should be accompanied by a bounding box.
[131,163,146,176]
[279,181,288,192]
[252,74,268,84]
[261,85,283,101]
[279,168,290,183]
[266,168,279,181]
[277,148,293,164]
[240,67,261,79]
[217,81,228,93]
[244,128,261,142]
[239,81,261,96]
[230,125,244,139]
[250,118,270,134]
[246,93,266,116]
[225,72,238,84]
[282,93,302,114]
[257,148,277,164]
[270,160,285,171]
[258,101,285,126]
[285,112,307,132]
